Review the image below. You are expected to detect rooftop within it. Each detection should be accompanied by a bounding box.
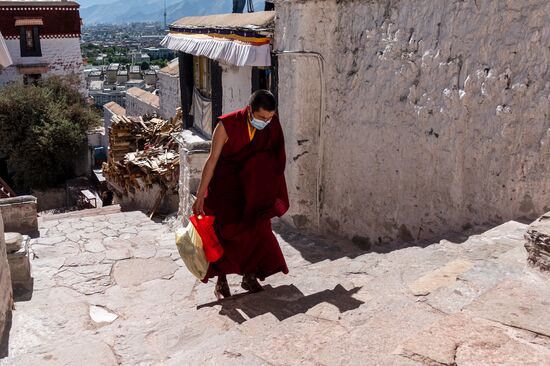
[104,101,126,116]
[159,61,179,76]
[171,11,275,32]
[126,87,160,107]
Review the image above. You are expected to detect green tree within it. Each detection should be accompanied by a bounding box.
[0,76,100,191]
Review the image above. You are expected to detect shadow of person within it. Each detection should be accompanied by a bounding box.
[197,284,364,324]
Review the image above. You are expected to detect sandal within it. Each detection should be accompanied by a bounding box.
[214,277,231,300]
[241,274,264,293]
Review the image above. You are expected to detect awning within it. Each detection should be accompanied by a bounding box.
[162,11,275,67]
[161,33,271,67]
[15,18,44,27]
[0,32,12,68]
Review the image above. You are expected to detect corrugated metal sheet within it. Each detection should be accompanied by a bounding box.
[171,11,275,30]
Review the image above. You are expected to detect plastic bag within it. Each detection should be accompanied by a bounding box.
[175,221,208,280]
[190,215,224,263]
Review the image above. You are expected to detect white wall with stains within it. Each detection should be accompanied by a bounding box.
[275,0,550,246]
[221,63,252,114]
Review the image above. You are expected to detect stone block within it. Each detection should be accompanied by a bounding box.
[7,235,32,292]
[0,195,38,236]
[524,212,550,271]
[5,232,22,254]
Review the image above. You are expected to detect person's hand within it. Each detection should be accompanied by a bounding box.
[192,196,205,216]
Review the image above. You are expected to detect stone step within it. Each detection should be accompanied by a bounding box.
[38,205,122,221]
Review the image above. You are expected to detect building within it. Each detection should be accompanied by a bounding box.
[125,86,159,117]
[271,1,550,244]
[0,0,83,86]
[87,70,102,83]
[157,59,180,119]
[105,63,119,84]
[128,65,141,80]
[103,101,125,149]
[88,80,126,107]
[143,69,156,88]
[116,69,128,84]
[142,47,174,60]
[161,11,276,138]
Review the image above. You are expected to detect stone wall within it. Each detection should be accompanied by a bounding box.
[177,130,211,222]
[0,196,38,236]
[125,90,160,117]
[158,70,180,120]
[0,209,13,347]
[275,0,550,244]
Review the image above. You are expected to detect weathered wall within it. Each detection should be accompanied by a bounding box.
[158,71,181,120]
[0,209,14,347]
[0,38,83,88]
[31,188,67,211]
[0,196,38,236]
[275,0,550,245]
[221,63,252,113]
[125,92,160,117]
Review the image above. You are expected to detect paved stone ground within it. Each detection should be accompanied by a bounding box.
[1,207,549,365]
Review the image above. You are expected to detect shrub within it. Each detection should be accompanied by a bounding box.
[0,75,101,191]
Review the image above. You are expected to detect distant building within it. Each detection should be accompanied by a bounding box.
[129,65,141,80]
[157,60,179,119]
[88,80,126,107]
[116,69,128,84]
[105,63,119,84]
[125,79,145,90]
[125,86,159,117]
[142,47,174,60]
[143,69,156,88]
[0,0,84,86]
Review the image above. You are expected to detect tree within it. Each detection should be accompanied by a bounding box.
[140,61,150,70]
[0,76,101,191]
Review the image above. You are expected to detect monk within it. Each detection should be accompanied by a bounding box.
[192,90,290,299]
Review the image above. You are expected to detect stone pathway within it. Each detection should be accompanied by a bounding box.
[1,207,549,365]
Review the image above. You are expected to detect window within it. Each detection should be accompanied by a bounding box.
[193,56,211,98]
[19,26,41,57]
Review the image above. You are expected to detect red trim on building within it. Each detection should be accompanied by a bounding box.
[0,3,81,38]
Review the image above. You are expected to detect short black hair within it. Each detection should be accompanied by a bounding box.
[249,89,277,112]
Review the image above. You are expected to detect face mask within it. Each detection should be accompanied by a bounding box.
[250,117,271,130]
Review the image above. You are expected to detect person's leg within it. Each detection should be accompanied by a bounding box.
[241,274,264,293]
[215,275,231,300]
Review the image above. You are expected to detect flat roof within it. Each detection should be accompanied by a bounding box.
[126,87,159,107]
[171,11,275,30]
[104,101,126,116]
[159,61,178,76]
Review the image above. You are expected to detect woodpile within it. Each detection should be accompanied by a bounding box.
[102,112,182,195]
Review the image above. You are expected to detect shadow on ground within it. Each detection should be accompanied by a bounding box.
[197,284,363,324]
[273,214,537,264]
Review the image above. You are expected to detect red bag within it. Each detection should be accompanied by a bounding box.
[189,215,224,262]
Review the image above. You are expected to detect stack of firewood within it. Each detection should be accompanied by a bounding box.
[102,112,182,195]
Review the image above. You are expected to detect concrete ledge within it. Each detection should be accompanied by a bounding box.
[525,212,550,272]
[0,209,14,349]
[0,196,39,237]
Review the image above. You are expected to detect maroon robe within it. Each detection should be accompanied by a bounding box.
[202,106,290,282]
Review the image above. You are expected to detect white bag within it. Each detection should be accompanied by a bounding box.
[175,221,208,280]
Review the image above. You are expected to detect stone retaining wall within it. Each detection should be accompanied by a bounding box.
[0,196,38,236]
[0,209,14,347]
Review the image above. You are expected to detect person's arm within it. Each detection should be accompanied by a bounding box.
[192,122,228,215]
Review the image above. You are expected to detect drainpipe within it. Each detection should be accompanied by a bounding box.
[273,50,326,231]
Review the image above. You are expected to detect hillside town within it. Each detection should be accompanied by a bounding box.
[0,0,549,365]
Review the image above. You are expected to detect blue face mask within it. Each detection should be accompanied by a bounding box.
[251,118,269,130]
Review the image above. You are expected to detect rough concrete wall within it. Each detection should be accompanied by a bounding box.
[0,38,84,88]
[158,73,180,119]
[31,188,67,211]
[0,209,14,347]
[221,63,252,113]
[0,196,38,236]
[276,0,550,245]
[115,184,178,215]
